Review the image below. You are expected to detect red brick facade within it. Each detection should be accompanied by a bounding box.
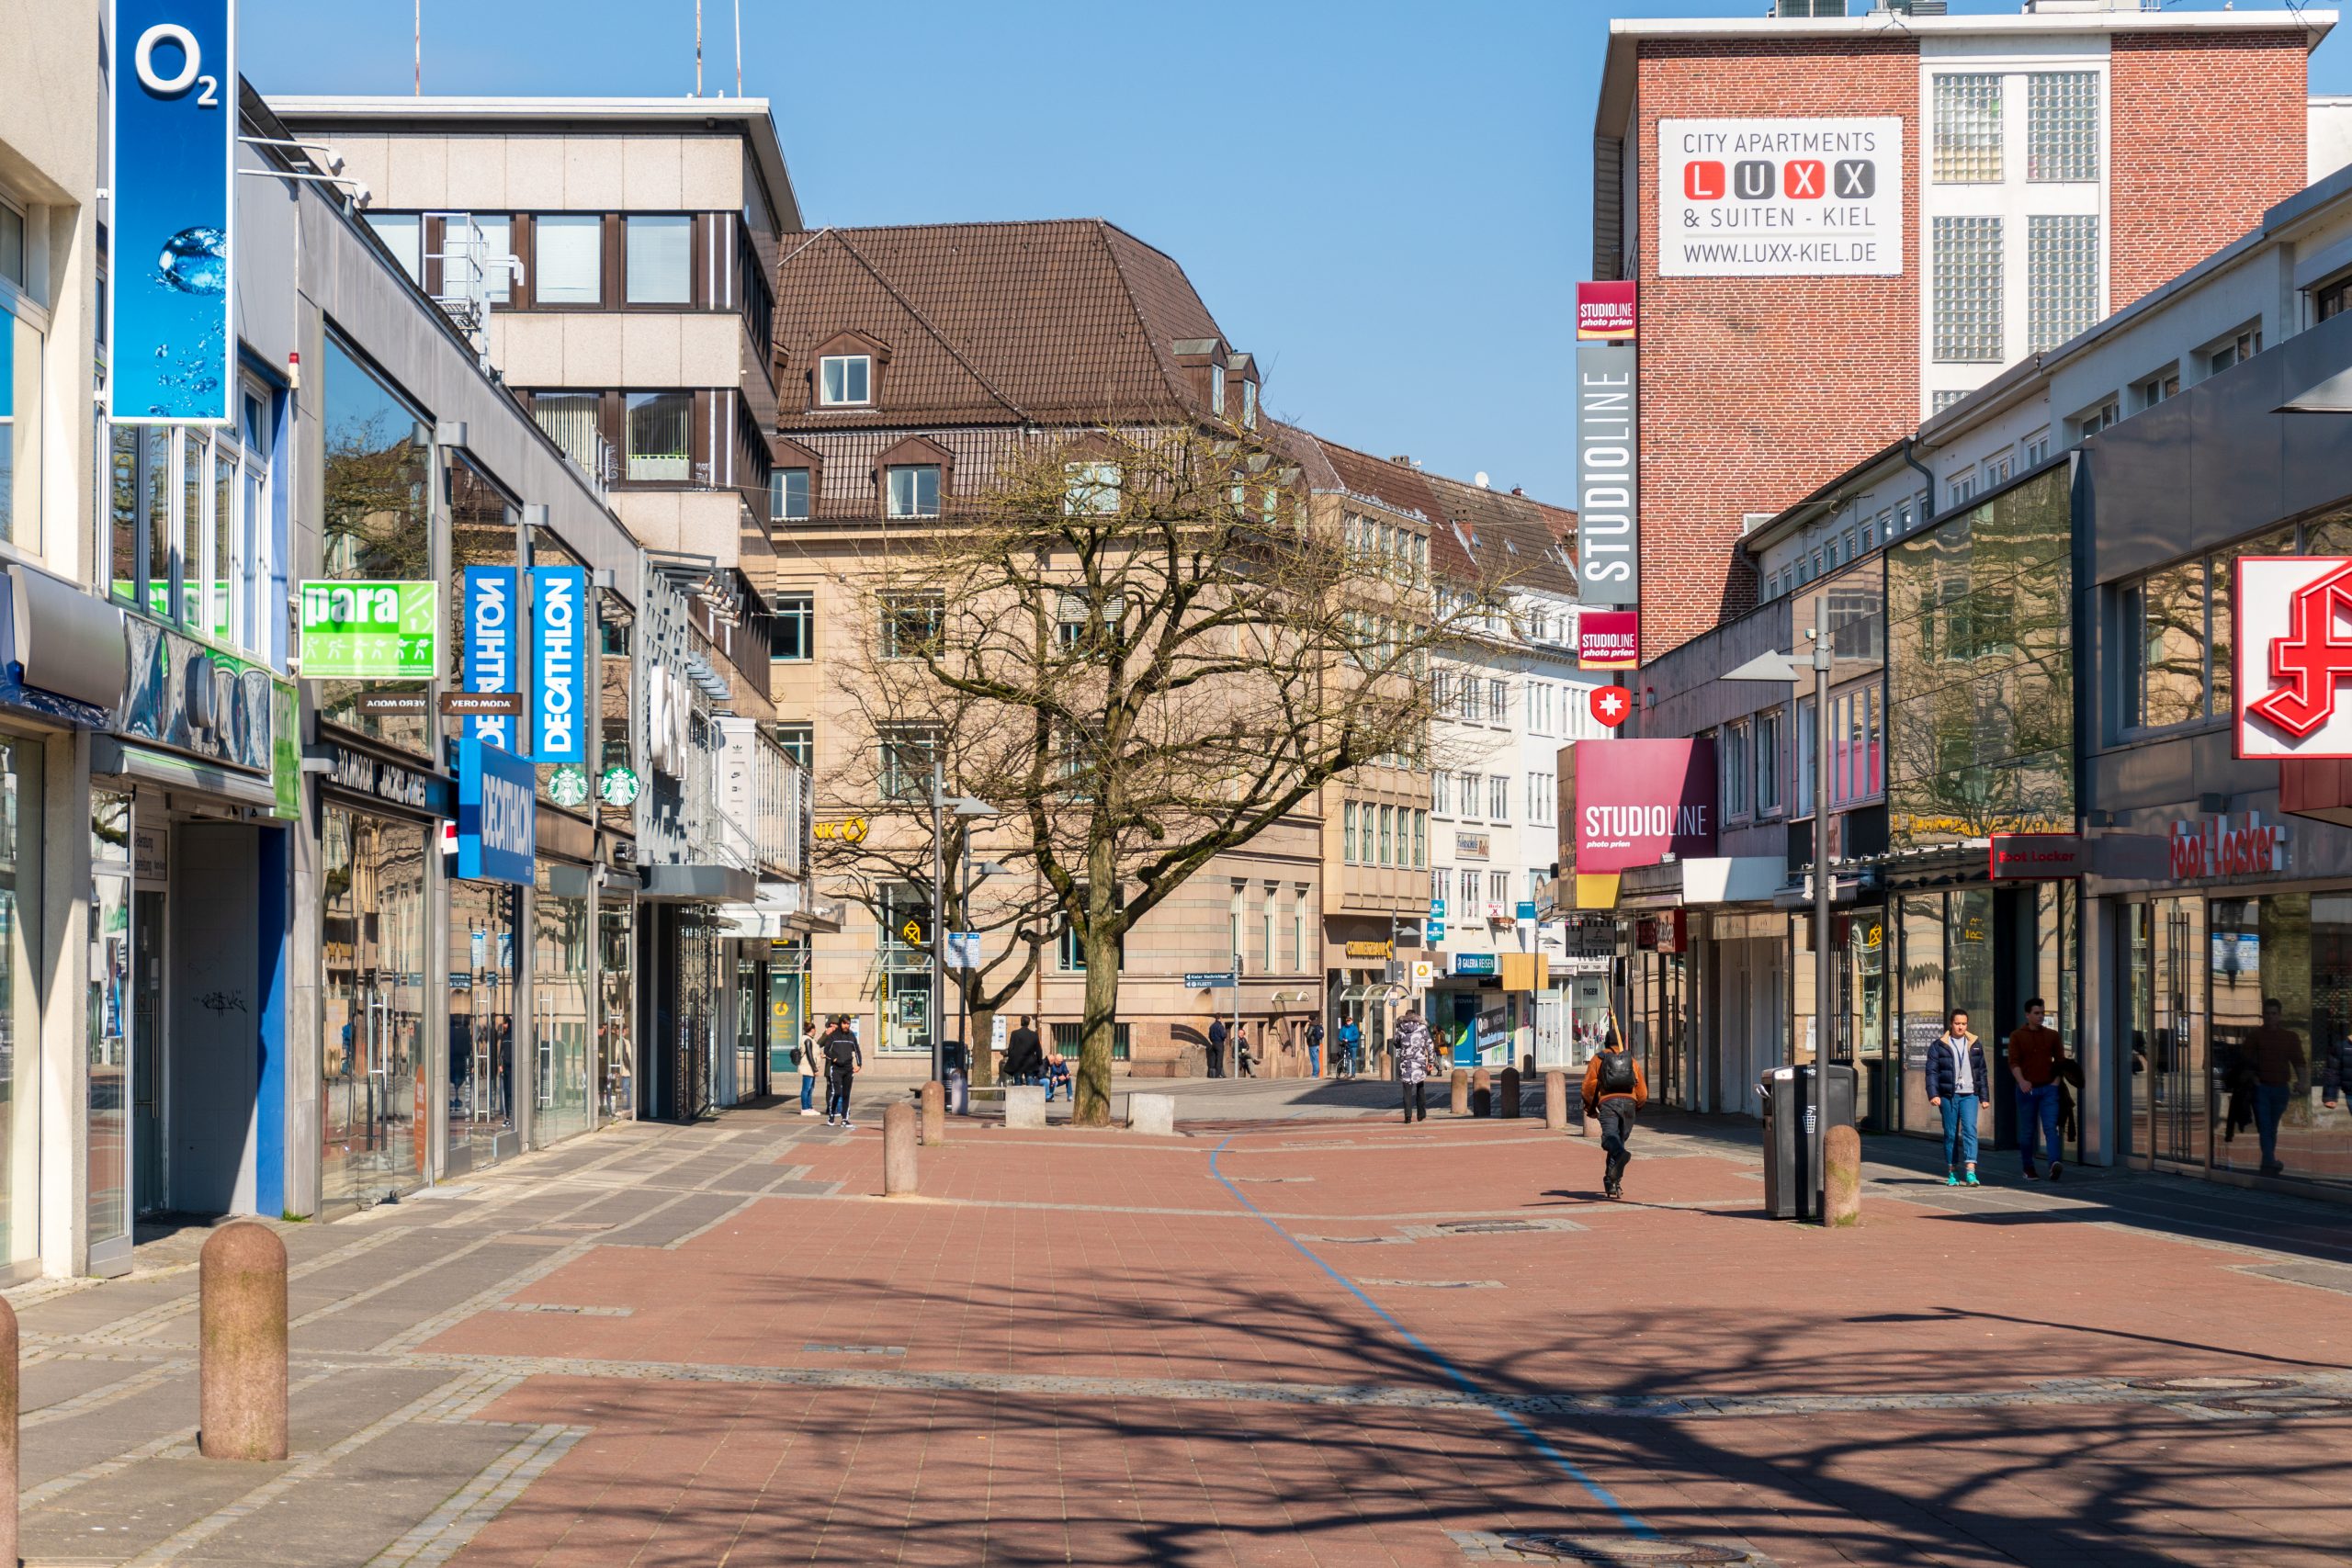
[2109,30,2309,313]
[1634,39,1920,662]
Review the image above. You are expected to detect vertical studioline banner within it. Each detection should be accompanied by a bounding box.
[1576,339,1638,610]
[530,565,589,764]
[109,0,235,423]
[462,566,518,750]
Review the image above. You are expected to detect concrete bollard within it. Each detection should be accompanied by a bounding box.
[919,1080,945,1145]
[1127,1091,1177,1136]
[1826,1124,1863,1228]
[1471,1066,1493,1118]
[1004,1085,1047,1129]
[1498,1066,1521,1119]
[1544,1070,1568,1132]
[0,1295,16,1565]
[884,1102,919,1196]
[1449,1068,1471,1116]
[200,1222,288,1461]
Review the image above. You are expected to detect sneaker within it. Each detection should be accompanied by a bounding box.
[1945,1171,1959,1187]
[842,1120,856,1130]
[2021,1167,2039,1181]
[1963,1170,1981,1187]
[2048,1162,2062,1181]
[798,1109,819,1118]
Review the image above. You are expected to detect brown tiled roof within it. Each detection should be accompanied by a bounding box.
[773,220,1226,427]
[1309,435,1578,595]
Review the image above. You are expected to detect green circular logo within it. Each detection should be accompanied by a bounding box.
[597,766,641,807]
[548,764,590,808]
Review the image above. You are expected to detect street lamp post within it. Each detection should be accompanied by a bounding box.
[1726,632,1834,1220]
[930,762,1000,1085]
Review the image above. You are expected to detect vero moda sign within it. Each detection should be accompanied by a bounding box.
[1571,739,1717,874]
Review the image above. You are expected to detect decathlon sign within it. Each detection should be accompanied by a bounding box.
[458,738,536,886]
[1576,339,1637,609]
[2236,557,2352,759]
[1658,118,1903,278]
[530,565,589,764]
[461,567,517,750]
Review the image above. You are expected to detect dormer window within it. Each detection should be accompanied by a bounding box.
[820,355,871,406]
[1242,380,1258,430]
[1211,363,1227,417]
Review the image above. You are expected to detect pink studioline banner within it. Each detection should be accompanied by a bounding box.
[1576,280,1637,342]
[1579,610,1639,670]
[1571,739,1717,874]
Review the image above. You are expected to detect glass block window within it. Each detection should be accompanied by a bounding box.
[2029,214,2100,352]
[1933,389,1968,414]
[1933,216,2004,363]
[2028,73,2099,183]
[1933,73,2003,184]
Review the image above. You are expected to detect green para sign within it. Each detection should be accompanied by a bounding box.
[299,581,439,681]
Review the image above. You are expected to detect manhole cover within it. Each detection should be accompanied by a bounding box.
[1500,1538,1748,1565]
[2199,1393,2352,1417]
[2126,1374,2296,1393]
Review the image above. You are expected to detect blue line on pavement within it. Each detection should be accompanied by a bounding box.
[1207,1134,1655,1537]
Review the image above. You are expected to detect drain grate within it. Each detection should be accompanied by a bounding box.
[803,1342,907,1356]
[1359,1277,1502,1290]
[2198,1393,2352,1417]
[2126,1374,2296,1393]
[1440,1220,1544,1235]
[1499,1537,1751,1565]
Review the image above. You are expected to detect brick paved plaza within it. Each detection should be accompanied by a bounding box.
[6,1081,2349,1566]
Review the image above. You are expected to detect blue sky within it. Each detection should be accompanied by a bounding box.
[237,0,2352,506]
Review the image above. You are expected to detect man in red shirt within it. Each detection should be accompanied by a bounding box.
[2007,997,2064,1181]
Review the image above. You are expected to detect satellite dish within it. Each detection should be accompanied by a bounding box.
[1474,471,1490,489]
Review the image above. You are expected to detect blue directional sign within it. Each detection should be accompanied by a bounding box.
[1515,901,1539,921]
[462,567,518,750]
[109,0,235,423]
[1430,898,1446,919]
[530,565,589,763]
[458,739,535,886]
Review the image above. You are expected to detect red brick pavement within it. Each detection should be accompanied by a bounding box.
[435,1109,2352,1567]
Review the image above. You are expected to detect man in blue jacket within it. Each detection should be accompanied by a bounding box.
[1928,1007,1989,1187]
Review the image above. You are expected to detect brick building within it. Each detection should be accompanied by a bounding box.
[1589,0,2331,660]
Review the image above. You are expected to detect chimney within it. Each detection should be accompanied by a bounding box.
[1389,455,1412,467]
[1510,487,1524,497]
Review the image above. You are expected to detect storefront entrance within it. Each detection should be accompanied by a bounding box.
[447,877,519,1175]
[322,807,428,1209]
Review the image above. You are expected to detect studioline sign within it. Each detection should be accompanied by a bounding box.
[1571,739,1717,874]
[461,566,518,750]
[1657,118,1903,278]
[2235,556,2352,758]
[109,0,235,423]
[530,565,589,764]
[1575,333,1637,609]
[1575,280,1636,343]
[458,738,536,886]
[1579,610,1639,671]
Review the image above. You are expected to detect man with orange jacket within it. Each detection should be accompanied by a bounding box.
[1580,1032,1649,1200]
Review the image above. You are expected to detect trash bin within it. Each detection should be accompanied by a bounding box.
[1759,1063,1857,1220]
[941,1041,970,1116]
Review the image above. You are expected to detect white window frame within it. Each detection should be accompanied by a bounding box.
[534,213,603,305]
[820,354,872,407]
[885,463,940,518]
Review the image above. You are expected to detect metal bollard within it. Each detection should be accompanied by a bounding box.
[919,1080,945,1145]
[1498,1066,1521,1119]
[1544,1070,1568,1132]
[0,1295,17,1565]
[1826,1124,1863,1228]
[200,1222,288,1461]
[884,1102,919,1195]
[1449,1068,1471,1116]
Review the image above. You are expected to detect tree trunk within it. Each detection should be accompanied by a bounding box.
[1074,927,1121,1126]
[969,1003,997,1088]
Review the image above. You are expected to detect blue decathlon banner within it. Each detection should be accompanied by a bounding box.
[461,566,518,750]
[458,738,535,886]
[530,565,589,764]
[109,0,236,424]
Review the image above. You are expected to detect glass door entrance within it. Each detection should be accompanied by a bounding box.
[322,807,426,1208]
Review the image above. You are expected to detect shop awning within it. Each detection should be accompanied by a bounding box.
[94,736,277,811]
[639,863,759,904]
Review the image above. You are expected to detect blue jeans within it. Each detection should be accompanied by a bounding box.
[2256,1083,2291,1167]
[1309,1045,1321,1077]
[1045,1064,1070,1102]
[1939,1093,1981,1170]
[2018,1082,2061,1171]
[800,1072,816,1111]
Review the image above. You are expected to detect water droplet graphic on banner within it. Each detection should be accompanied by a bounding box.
[156,227,228,295]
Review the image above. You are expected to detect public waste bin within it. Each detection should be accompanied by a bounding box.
[941,1040,970,1116]
[1759,1063,1857,1220]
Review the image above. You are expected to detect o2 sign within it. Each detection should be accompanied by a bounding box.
[109,1,236,425]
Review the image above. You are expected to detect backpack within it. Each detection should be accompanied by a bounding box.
[1597,1051,1635,1097]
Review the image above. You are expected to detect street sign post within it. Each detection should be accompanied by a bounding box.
[1184,972,1236,989]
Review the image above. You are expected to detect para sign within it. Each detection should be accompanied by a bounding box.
[1571,739,1716,873]
[1659,118,1903,277]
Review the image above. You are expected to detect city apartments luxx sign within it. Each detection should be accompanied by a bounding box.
[1658,118,1903,278]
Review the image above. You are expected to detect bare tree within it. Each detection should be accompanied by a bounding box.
[848,423,1500,1124]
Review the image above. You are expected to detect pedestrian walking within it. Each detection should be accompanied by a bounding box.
[797,1020,820,1117]
[1394,1010,1435,1122]
[1002,1015,1044,1086]
[2007,996,2064,1180]
[2245,998,2308,1177]
[1928,1008,1987,1187]
[1306,1019,1324,1079]
[1580,1030,1647,1200]
[820,1013,863,1128]
[1338,1017,1363,1077]
[1206,1017,1227,1078]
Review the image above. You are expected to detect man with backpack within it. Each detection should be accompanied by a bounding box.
[820,1014,863,1128]
[1580,1031,1647,1200]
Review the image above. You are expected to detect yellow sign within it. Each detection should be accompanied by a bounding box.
[815,817,870,843]
[1344,940,1393,959]
[900,918,927,947]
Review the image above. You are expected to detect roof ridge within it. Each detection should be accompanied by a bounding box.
[822,229,1034,425]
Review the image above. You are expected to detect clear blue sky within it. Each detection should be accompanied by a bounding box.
[237,0,2352,507]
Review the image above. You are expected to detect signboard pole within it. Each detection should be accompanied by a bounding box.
[1231,951,1242,1074]
[930,760,945,1086]
[1810,631,1832,1220]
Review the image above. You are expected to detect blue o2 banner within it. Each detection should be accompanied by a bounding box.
[461,566,518,750]
[458,738,536,886]
[530,565,589,764]
[109,0,236,424]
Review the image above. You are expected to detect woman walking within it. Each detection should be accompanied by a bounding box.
[1394,1010,1436,1122]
